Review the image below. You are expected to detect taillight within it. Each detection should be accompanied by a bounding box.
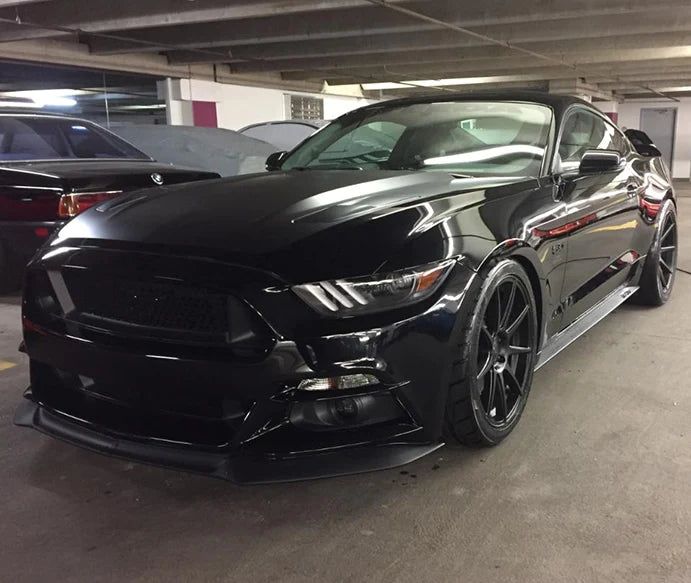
[58,191,122,218]
[639,198,661,220]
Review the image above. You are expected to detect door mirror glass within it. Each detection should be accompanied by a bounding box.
[578,149,622,174]
[265,150,287,171]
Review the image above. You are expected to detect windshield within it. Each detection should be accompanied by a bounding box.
[0,116,150,162]
[281,101,553,177]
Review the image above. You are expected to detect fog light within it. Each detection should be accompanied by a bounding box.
[335,397,358,419]
[297,374,378,391]
[289,393,405,431]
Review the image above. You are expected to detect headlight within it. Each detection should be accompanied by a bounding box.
[292,259,455,317]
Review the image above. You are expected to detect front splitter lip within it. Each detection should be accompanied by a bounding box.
[14,397,444,484]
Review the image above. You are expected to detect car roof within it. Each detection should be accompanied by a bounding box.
[0,110,153,161]
[352,90,598,118]
[239,119,327,132]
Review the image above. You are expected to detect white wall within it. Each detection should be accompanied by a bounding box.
[322,94,373,120]
[215,84,288,129]
[619,98,691,179]
[161,78,374,131]
[215,85,373,129]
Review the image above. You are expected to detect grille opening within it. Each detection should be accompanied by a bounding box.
[31,362,252,448]
[51,269,274,354]
[63,270,230,335]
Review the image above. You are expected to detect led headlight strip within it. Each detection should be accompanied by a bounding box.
[292,259,455,317]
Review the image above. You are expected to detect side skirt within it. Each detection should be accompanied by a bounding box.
[535,285,638,370]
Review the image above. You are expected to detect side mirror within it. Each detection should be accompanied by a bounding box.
[635,143,662,158]
[624,129,663,158]
[578,149,622,174]
[266,151,287,171]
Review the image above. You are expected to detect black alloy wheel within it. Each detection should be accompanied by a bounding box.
[636,200,678,306]
[657,211,677,294]
[444,259,538,446]
[476,277,534,428]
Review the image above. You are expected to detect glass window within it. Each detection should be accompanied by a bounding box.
[310,121,405,166]
[558,110,627,168]
[281,101,553,177]
[609,127,630,154]
[289,95,324,120]
[0,116,150,162]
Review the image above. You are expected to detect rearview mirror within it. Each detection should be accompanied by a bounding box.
[266,151,287,171]
[578,149,622,174]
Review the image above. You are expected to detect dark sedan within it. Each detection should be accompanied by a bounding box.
[0,112,219,290]
[15,93,676,483]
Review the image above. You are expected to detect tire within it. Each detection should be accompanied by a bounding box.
[444,259,538,447]
[635,200,677,306]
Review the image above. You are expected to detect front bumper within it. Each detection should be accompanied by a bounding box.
[14,398,442,483]
[16,246,476,482]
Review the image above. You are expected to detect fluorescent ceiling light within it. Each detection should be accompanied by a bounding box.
[653,85,691,92]
[2,89,84,107]
[0,99,43,108]
[114,104,166,110]
[362,76,524,90]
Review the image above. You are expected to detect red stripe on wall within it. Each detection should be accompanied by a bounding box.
[192,101,218,128]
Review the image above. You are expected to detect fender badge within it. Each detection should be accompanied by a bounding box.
[151,173,164,185]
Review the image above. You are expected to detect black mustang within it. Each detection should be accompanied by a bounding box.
[15,93,677,483]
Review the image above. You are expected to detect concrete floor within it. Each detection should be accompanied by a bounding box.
[2,194,691,583]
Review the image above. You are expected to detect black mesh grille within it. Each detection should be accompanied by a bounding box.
[63,271,229,335]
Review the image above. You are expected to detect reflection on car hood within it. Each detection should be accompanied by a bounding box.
[52,170,530,279]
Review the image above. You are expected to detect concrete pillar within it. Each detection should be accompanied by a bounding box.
[157,78,217,127]
[594,100,620,125]
[548,79,613,103]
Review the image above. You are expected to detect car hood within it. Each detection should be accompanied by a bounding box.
[52,170,532,280]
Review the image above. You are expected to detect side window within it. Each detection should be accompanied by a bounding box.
[62,123,126,158]
[558,110,625,168]
[609,127,630,155]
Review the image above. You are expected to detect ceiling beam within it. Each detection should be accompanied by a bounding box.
[549,79,615,102]
[374,0,679,101]
[232,46,691,76]
[362,79,549,98]
[289,58,691,84]
[224,35,691,73]
[621,90,691,99]
[607,79,691,90]
[166,29,691,66]
[0,0,420,42]
[81,0,691,55]
[361,75,691,94]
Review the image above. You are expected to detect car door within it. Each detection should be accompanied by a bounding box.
[556,108,643,330]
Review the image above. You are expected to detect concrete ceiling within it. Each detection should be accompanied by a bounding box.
[0,0,690,100]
